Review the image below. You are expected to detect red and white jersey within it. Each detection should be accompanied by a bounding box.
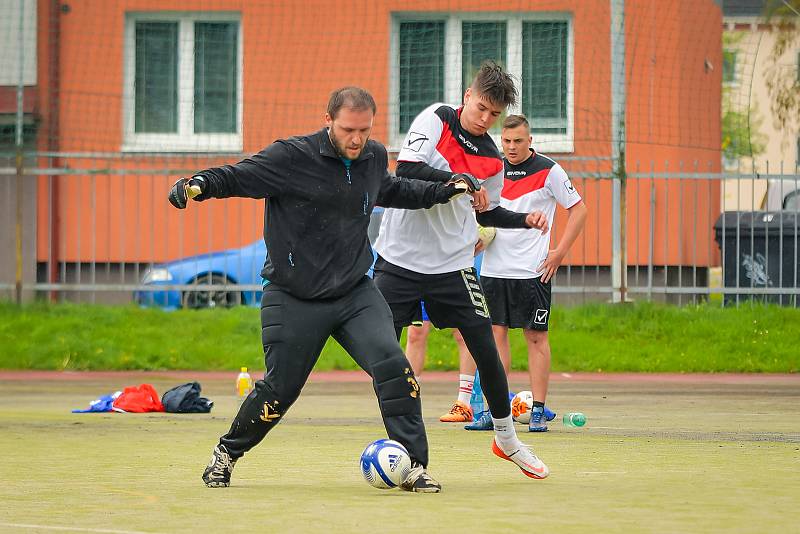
[375,103,504,274]
[481,150,582,279]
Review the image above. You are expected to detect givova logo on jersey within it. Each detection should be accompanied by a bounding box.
[457,132,479,153]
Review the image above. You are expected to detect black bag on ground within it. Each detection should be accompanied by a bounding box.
[161,382,213,413]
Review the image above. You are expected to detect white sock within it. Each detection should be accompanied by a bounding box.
[457,374,474,405]
[492,415,521,453]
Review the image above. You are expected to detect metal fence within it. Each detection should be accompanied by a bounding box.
[1,154,798,308]
[3,0,796,308]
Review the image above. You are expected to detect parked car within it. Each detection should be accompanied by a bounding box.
[136,209,384,309]
[134,240,267,309]
[766,179,800,211]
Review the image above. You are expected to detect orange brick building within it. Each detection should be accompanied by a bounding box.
[32,0,722,270]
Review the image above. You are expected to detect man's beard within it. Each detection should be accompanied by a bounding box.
[329,128,366,160]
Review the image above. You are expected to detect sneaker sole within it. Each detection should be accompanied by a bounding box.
[464,424,494,431]
[491,441,548,479]
[411,486,442,493]
[204,480,230,488]
[440,416,472,423]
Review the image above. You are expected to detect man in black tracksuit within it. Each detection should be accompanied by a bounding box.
[168,87,475,493]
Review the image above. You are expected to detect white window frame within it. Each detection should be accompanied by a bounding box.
[122,11,243,153]
[389,12,574,153]
[0,0,37,86]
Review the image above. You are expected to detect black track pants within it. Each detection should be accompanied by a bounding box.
[219,277,429,466]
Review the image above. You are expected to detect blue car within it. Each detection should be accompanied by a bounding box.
[136,208,384,309]
[135,240,268,309]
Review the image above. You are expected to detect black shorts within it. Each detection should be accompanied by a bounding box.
[373,257,491,329]
[481,276,551,331]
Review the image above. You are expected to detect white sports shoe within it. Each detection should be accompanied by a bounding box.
[491,437,549,479]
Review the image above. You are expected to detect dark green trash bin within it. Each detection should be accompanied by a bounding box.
[713,211,799,306]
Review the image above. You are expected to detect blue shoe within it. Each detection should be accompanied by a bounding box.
[543,405,556,422]
[528,407,548,432]
[464,411,494,431]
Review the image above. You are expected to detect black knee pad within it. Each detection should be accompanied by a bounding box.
[243,380,287,427]
[372,355,421,417]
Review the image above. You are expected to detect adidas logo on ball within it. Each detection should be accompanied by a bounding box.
[360,439,412,489]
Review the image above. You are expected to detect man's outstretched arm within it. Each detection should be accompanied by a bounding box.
[168,142,290,208]
[377,171,479,209]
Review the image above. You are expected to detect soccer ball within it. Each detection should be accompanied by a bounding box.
[360,439,412,489]
[511,390,534,424]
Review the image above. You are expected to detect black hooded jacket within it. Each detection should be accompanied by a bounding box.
[195,128,457,299]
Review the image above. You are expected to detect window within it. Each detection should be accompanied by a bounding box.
[398,22,445,133]
[722,49,737,84]
[522,22,568,135]
[124,13,242,152]
[462,22,507,135]
[391,13,573,152]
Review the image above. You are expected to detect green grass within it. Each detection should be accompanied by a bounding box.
[0,301,798,372]
[1,376,798,532]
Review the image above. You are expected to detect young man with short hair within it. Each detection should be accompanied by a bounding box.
[170,87,477,493]
[474,114,587,432]
[374,62,550,479]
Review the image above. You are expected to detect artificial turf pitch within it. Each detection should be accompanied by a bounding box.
[1,372,798,533]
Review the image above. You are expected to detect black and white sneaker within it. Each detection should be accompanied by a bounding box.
[399,461,442,493]
[202,444,237,487]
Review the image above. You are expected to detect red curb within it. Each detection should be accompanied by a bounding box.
[0,370,797,385]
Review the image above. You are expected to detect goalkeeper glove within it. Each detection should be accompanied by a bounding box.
[168,176,205,209]
[447,173,481,193]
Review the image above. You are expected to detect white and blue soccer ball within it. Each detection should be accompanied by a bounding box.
[360,439,412,489]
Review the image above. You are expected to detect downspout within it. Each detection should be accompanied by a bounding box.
[48,0,61,300]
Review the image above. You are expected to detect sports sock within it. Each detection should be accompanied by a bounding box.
[532,401,545,409]
[457,374,474,405]
[492,415,521,454]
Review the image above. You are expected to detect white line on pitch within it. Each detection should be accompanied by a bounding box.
[0,523,153,534]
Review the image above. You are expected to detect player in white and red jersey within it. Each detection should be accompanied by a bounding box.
[478,114,587,432]
[374,63,551,480]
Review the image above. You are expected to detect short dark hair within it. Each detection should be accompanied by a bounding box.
[327,87,377,119]
[471,61,518,108]
[503,114,530,131]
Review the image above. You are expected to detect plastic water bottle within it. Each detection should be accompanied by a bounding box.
[236,367,253,400]
[469,371,484,421]
[563,412,587,427]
